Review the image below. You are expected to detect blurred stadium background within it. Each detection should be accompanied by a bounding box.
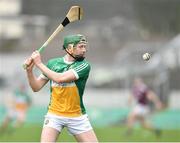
[0,0,180,142]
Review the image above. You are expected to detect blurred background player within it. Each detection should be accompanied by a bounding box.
[0,83,31,134]
[125,77,163,137]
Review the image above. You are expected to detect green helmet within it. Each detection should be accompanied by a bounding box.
[63,34,87,49]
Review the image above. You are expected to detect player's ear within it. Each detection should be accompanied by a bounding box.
[67,44,74,53]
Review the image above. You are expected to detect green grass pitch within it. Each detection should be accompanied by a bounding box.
[0,124,180,142]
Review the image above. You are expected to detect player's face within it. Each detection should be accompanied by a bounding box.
[73,43,88,58]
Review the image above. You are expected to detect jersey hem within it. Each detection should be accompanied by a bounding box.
[48,110,83,117]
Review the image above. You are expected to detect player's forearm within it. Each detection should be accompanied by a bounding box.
[36,63,62,83]
[147,91,162,108]
[26,70,42,92]
[149,92,159,103]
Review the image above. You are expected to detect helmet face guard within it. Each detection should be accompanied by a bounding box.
[72,54,85,61]
[64,48,85,61]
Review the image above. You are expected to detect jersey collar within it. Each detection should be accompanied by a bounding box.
[63,56,74,64]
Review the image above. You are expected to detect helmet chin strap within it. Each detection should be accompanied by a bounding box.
[64,48,85,61]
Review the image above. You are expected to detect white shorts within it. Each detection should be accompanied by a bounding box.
[133,104,150,117]
[43,113,93,135]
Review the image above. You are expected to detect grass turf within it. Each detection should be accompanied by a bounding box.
[0,124,180,142]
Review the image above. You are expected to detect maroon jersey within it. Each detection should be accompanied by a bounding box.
[132,83,149,105]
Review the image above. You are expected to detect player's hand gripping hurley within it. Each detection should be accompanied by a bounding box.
[23,6,83,69]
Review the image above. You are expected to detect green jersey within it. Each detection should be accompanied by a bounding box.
[40,56,90,117]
